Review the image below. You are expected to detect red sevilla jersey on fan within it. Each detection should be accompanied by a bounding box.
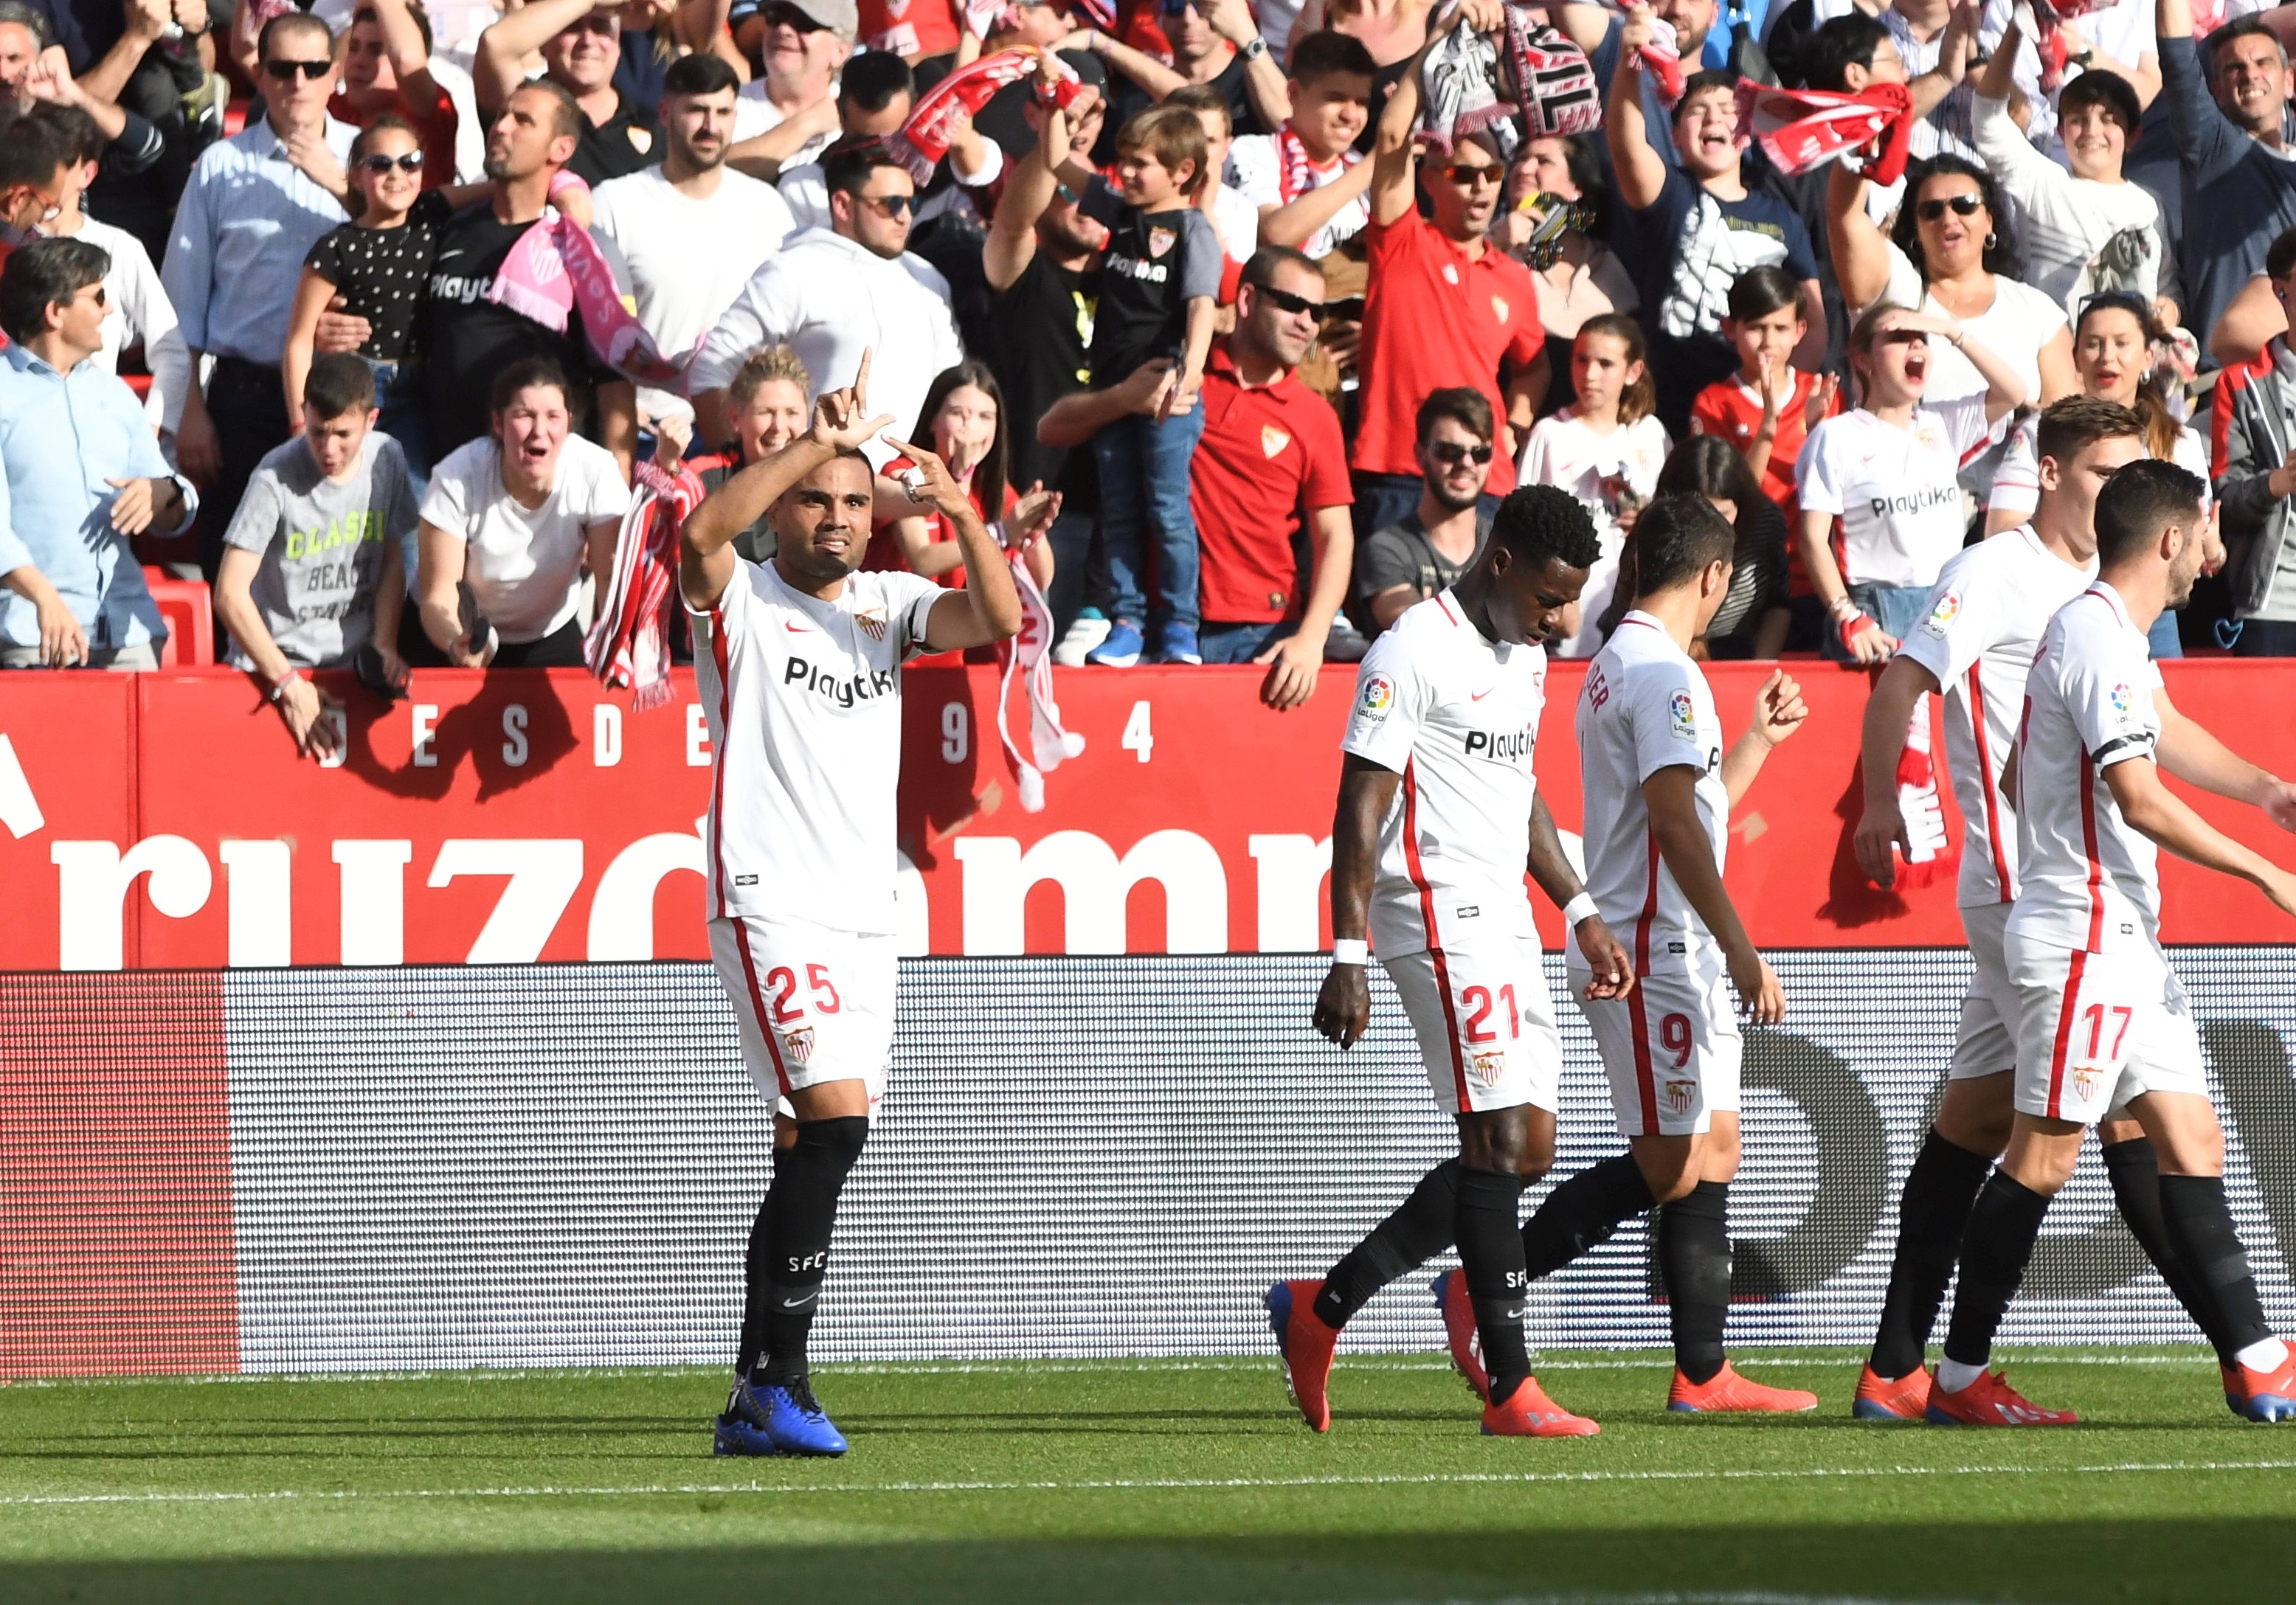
[1689,369,1837,596]
[1191,344,1354,624]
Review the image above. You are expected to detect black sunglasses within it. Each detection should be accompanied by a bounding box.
[1915,193,1984,222]
[1159,0,1196,13]
[1254,283,1324,316]
[857,191,916,217]
[1430,441,1494,465]
[263,58,333,80]
[1446,162,1505,186]
[357,152,425,174]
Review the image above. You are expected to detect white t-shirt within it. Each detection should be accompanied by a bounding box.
[1877,248,2066,407]
[1208,182,1259,275]
[1572,611,1730,977]
[590,164,797,422]
[419,435,633,642]
[1971,91,2164,315]
[733,82,839,167]
[1225,132,1367,260]
[691,557,945,935]
[1338,589,1549,959]
[1518,409,1671,657]
[1895,526,2097,909]
[1988,418,2210,521]
[2007,580,2168,954]
[1797,398,1996,589]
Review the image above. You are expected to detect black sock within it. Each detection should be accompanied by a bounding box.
[1315,1159,1460,1330]
[2103,1137,2230,1356]
[1943,1170,2053,1369]
[759,1115,869,1387]
[1520,1153,1655,1280]
[1456,1164,1531,1404]
[733,1192,772,1380]
[1657,1180,1732,1385]
[2158,1173,2272,1364]
[1868,1129,1994,1380]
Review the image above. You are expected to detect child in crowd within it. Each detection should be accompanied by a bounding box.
[1223,29,1376,260]
[868,359,1058,592]
[1053,105,1221,667]
[212,353,418,759]
[1520,312,1671,657]
[1690,265,1839,648]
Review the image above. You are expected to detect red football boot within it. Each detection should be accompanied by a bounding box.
[1923,1369,2078,1426]
[1481,1376,1601,1437]
[1853,1362,1932,1422]
[1667,1362,1819,1413]
[1266,1280,1338,1432]
[1431,1269,1490,1404]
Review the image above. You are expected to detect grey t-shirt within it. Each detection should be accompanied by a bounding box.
[223,431,418,669]
[1353,511,1490,624]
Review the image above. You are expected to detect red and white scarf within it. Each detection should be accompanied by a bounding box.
[1734,80,1915,187]
[892,46,1082,184]
[488,174,691,389]
[1889,691,1957,890]
[584,457,702,712]
[995,547,1084,812]
[1273,122,1358,204]
[1510,13,1602,138]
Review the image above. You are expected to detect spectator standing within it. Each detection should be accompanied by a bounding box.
[162,11,353,577]
[592,53,796,433]
[1521,313,1670,656]
[1346,1,1546,541]
[867,358,1058,592]
[420,80,640,469]
[1352,386,1492,635]
[331,0,463,188]
[1090,0,1288,157]
[214,353,417,758]
[476,0,663,187]
[1221,29,1372,260]
[683,344,810,561]
[773,52,1003,229]
[728,0,851,174]
[2207,229,2296,657]
[0,91,74,234]
[689,139,962,460]
[1501,134,1635,420]
[0,236,194,668]
[411,356,632,666]
[1650,434,1790,659]
[1607,31,1825,435]
[70,0,218,267]
[1165,82,1258,284]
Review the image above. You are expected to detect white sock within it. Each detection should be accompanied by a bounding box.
[1936,1357,1988,1394]
[2234,1337,2289,1373]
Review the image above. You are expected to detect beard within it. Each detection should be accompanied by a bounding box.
[1425,474,1483,513]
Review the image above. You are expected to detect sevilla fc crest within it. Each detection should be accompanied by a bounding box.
[1663,1078,1696,1117]
[1261,425,1290,458]
[857,609,888,642]
[782,1025,817,1066]
[1148,226,1175,258]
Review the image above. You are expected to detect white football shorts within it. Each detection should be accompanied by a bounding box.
[709,912,896,1105]
[1574,958,1743,1139]
[1947,901,2017,1082]
[2005,935,2207,1126]
[1383,933,1563,1116]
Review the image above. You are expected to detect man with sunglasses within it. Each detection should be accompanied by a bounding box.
[162,10,353,579]
[476,0,665,187]
[0,94,72,235]
[1355,388,1496,636]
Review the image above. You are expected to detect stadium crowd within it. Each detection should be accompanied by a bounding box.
[12,0,2296,730]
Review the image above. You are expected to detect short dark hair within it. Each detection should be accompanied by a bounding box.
[353,1,431,50]
[0,108,73,192]
[304,351,377,419]
[1726,263,1802,324]
[514,76,584,143]
[0,235,108,342]
[1671,68,1737,121]
[25,101,102,168]
[1289,28,1376,86]
[2267,222,2296,283]
[1163,81,1232,130]
[662,50,739,99]
[258,10,333,61]
[1805,12,1889,91]
[1490,483,1601,571]
[1629,493,1737,595]
[820,137,909,196]
[840,49,913,114]
[2094,458,2205,567]
[2206,13,2286,77]
[491,354,573,415]
[2033,395,2143,470]
[2058,66,2140,134]
[1241,243,1318,292]
[1415,386,1493,446]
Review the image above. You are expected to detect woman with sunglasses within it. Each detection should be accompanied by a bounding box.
[1500,134,1636,421]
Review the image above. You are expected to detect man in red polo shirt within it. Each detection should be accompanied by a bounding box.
[1189,246,1355,708]
[1349,0,1546,546]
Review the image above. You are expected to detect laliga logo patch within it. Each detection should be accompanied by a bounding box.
[1148,226,1176,259]
[1469,1049,1506,1088]
[1358,673,1396,723]
[782,1025,817,1066]
[2109,682,2134,715]
[1924,591,1960,636]
[1663,1078,1696,1117]
[1669,688,1697,741]
[1261,424,1290,459]
[857,609,888,642]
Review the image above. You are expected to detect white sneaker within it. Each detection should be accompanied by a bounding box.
[1053,610,1110,668]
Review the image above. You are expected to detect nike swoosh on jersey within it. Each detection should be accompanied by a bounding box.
[784,620,818,634]
[1470,687,1494,701]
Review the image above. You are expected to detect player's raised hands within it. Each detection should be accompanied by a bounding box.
[1747,669,1808,748]
[879,437,971,521]
[1313,962,1372,1050]
[1574,915,1635,1000]
[809,349,897,454]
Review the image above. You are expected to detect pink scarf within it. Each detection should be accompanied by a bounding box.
[488,178,691,389]
[995,549,1084,812]
[893,47,1082,184]
[1735,80,1915,187]
[584,458,702,711]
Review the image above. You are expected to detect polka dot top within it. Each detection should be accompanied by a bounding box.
[304,190,452,364]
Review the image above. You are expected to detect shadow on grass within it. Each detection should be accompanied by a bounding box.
[1,1519,2283,1604]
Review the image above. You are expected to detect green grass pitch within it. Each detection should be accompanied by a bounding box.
[3,1348,2292,1604]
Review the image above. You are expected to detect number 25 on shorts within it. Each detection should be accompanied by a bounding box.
[765,963,843,1024]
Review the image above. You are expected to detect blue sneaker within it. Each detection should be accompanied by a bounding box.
[1087,619,1144,667]
[712,1376,780,1457]
[760,1377,850,1456]
[1158,620,1202,665]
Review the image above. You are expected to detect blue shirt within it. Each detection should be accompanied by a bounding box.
[0,343,198,652]
[162,117,356,366]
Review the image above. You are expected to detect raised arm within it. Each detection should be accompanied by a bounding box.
[1719,667,1808,812]
[984,72,1084,292]
[1207,0,1291,129]
[370,0,444,107]
[1825,159,1894,313]
[1604,5,1668,215]
[1901,309,2028,422]
[1368,0,1502,224]
[899,438,1026,649]
[477,0,598,114]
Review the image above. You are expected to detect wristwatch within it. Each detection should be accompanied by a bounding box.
[1239,35,1267,61]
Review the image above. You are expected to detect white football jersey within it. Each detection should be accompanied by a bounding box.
[1340,590,1547,957]
[1895,526,2096,909]
[1797,398,1999,589]
[691,558,944,935]
[1574,613,1730,977]
[2007,580,2167,955]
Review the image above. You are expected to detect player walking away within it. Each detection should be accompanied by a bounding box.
[1454,495,1819,1421]
[1847,398,2224,1422]
[682,353,1023,1457]
[1932,460,2296,1427]
[1269,485,1634,1439]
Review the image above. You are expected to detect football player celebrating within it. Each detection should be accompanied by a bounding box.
[1270,485,1633,1438]
[684,353,1022,1457]
[1487,495,1817,1419]
[1932,460,2296,1426]
[1847,398,2220,1421]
